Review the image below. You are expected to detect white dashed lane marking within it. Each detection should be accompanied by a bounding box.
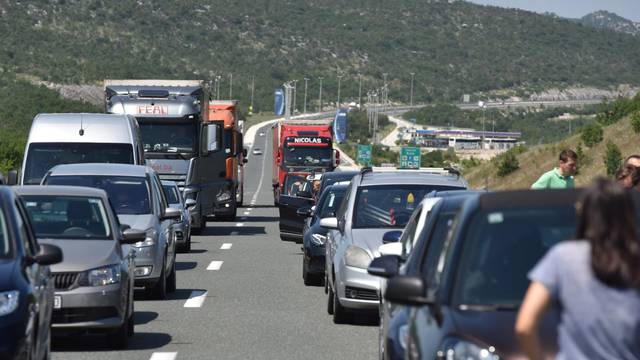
[183,290,208,308]
[243,211,250,215]
[207,261,223,271]
[221,243,233,250]
[236,223,244,227]
[150,352,177,360]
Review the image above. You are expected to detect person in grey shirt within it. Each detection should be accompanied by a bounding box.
[516,178,640,360]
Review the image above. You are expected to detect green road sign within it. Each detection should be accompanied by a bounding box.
[357,144,372,166]
[400,147,421,169]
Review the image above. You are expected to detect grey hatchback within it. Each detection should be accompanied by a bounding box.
[42,164,181,300]
[15,186,144,349]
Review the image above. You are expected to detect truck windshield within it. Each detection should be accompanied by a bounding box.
[22,195,111,240]
[23,143,134,185]
[284,146,332,167]
[139,122,197,154]
[45,176,151,215]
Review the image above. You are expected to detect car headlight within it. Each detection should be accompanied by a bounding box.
[87,264,121,286]
[439,337,499,360]
[311,233,327,245]
[0,291,19,316]
[134,228,157,247]
[345,245,372,268]
[216,190,232,202]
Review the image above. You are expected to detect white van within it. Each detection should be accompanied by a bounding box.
[19,113,145,185]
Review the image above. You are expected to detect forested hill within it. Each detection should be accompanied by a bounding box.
[1,0,640,111]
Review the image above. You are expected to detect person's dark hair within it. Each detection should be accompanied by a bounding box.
[559,149,578,162]
[616,165,640,187]
[576,178,640,288]
[624,154,640,167]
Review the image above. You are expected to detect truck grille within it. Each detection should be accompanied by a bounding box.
[53,273,79,291]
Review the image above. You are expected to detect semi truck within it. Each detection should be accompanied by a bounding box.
[271,119,339,204]
[104,79,230,232]
[208,100,247,220]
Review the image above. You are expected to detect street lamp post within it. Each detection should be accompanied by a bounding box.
[358,74,362,109]
[337,74,343,109]
[229,73,233,99]
[250,75,255,114]
[318,77,324,112]
[303,78,309,114]
[292,80,297,115]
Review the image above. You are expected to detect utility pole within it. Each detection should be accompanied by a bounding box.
[215,75,221,100]
[337,74,343,109]
[303,78,309,113]
[318,77,324,112]
[382,73,388,112]
[229,73,233,99]
[358,74,362,109]
[250,75,255,114]
[410,72,415,106]
[292,80,297,115]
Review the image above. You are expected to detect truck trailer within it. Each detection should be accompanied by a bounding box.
[104,79,229,233]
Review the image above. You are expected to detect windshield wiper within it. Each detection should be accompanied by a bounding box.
[458,304,519,311]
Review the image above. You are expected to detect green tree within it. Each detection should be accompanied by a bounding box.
[604,141,622,177]
[497,150,520,177]
[581,123,604,147]
[631,111,640,134]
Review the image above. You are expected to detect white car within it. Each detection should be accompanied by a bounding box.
[252,148,263,155]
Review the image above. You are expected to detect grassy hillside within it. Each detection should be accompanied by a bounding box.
[465,111,640,190]
[1,0,640,112]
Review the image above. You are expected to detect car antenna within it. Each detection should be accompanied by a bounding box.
[79,114,85,136]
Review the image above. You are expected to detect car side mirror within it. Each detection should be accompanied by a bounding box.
[243,158,248,164]
[33,244,63,266]
[120,224,131,232]
[202,124,221,154]
[378,242,403,257]
[163,207,181,220]
[320,217,338,230]
[384,276,432,306]
[185,198,196,209]
[242,148,248,157]
[296,206,312,217]
[121,228,146,244]
[7,170,18,186]
[382,230,402,244]
[367,255,400,278]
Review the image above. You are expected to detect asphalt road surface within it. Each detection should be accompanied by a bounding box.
[51,123,377,360]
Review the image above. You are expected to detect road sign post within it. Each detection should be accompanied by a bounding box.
[399,147,421,169]
[357,144,372,167]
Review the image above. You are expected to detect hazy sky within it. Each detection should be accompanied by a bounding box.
[466,0,640,22]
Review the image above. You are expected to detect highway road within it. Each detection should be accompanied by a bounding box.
[51,122,377,360]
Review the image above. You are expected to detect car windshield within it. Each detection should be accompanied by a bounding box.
[23,143,134,185]
[0,211,9,257]
[139,121,197,154]
[284,146,332,167]
[452,206,577,308]
[22,195,111,240]
[353,185,461,228]
[318,188,346,218]
[162,184,180,204]
[284,175,307,196]
[45,176,151,215]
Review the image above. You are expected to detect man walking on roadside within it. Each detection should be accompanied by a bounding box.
[531,149,577,189]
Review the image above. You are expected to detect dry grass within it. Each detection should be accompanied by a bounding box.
[465,115,638,190]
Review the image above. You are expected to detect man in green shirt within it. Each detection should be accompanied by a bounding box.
[531,149,577,189]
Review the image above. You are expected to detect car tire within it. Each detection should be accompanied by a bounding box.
[147,259,167,300]
[327,286,335,315]
[127,298,135,337]
[237,187,244,207]
[332,282,351,324]
[185,235,192,252]
[107,315,130,349]
[167,258,177,293]
[303,254,321,286]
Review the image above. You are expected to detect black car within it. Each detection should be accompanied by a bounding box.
[381,190,588,360]
[0,186,62,360]
[370,192,477,360]
[300,183,349,286]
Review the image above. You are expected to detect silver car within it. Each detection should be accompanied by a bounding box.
[42,163,181,300]
[161,180,192,252]
[15,186,145,348]
[321,168,468,323]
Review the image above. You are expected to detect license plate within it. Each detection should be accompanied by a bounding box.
[53,296,61,309]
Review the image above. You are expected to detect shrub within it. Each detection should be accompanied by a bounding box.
[603,141,622,177]
[581,123,604,147]
[631,112,640,134]
[497,150,520,177]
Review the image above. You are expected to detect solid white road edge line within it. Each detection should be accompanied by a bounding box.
[221,243,233,249]
[207,261,223,271]
[150,352,177,360]
[250,125,269,205]
[183,291,208,308]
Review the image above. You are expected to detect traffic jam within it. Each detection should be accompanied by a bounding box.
[0,79,638,360]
